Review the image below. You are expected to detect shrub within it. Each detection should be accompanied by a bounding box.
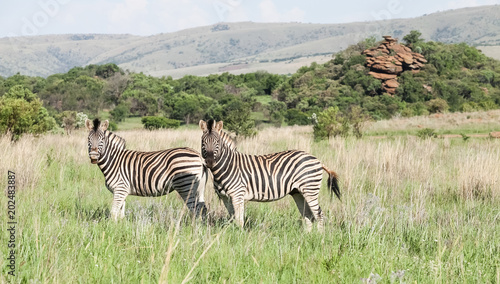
[313,107,342,141]
[267,100,287,127]
[110,101,131,122]
[426,98,449,113]
[141,116,180,130]
[345,105,371,138]
[0,85,56,140]
[416,128,437,139]
[285,109,310,126]
[108,121,118,131]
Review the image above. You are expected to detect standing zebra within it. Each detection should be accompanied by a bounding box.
[199,119,340,231]
[86,118,208,220]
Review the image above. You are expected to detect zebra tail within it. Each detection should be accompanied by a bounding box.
[322,164,341,200]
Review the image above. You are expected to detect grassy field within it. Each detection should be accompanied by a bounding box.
[1,112,499,283]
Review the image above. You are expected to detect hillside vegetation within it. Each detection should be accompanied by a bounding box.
[1,5,500,77]
[2,32,500,139]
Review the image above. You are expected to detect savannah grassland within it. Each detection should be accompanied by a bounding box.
[1,111,499,283]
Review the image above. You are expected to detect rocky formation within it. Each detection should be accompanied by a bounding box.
[363,36,427,95]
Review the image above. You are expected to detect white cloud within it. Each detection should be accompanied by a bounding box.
[224,6,250,22]
[110,0,148,23]
[152,0,212,33]
[259,0,305,22]
[447,0,499,9]
[105,0,158,35]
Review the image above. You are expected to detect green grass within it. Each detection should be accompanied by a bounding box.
[366,124,500,137]
[117,117,143,130]
[254,95,273,106]
[0,128,499,283]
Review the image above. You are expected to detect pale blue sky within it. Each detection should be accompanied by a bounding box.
[1,0,499,38]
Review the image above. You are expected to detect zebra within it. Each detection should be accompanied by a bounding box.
[199,119,340,231]
[86,118,208,221]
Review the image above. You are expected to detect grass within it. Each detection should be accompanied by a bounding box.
[365,110,500,137]
[254,95,273,106]
[0,113,499,283]
[117,116,143,130]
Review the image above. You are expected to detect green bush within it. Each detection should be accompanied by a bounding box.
[416,128,437,139]
[108,121,118,131]
[285,109,310,126]
[426,98,449,113]
[110,101,131,122]
[141,116,180,130]
[0,85,55,140]
[313,107,342,141]
[267,100,286,127]
[207,95,256,137]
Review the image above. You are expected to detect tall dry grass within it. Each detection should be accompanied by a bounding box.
[2,123,499,206]
[367,109,500,134]
[1,118,499,282]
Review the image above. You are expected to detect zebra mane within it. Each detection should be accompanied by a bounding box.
[93,118,100,132]
[220,131,236,151]
[207,119,215,133]
[207,119,236,150]
[107,131,126,150]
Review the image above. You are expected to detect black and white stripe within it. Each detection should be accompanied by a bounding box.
[199,119,340,230]
[86,118,207,220]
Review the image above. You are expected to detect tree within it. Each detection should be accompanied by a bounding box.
[396,72,428,103]
[285,109,310,126]
[167,93,214,125]
[207,96,256,137]
[110,101,131,122]
[426,98,449,113]
[55,110,77,135]
[313,106,342,141]
[0,85,55,140]
[403,30,424,47]
[96,63,120,79]
[267,100,286,127]
[345,105,371,138]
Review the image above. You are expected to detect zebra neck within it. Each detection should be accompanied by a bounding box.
[97,131,126,170]
[213,142,239,173]
[220,132,236,151]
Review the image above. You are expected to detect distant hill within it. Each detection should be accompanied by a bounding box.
[1,5,500,78]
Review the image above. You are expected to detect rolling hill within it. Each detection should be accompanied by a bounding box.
[1,5,500,78]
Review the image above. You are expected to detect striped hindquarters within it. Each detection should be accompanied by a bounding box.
[214,150,323,202]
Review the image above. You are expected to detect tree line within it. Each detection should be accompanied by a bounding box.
[1,31,500,140]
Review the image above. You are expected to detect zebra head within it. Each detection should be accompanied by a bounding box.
[85,118,109,164]
[199,119,224,169]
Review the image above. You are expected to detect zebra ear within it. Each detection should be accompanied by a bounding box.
[215,121,223,131]
[199,120,207,132]
[100,120,109,131]
[85,119,93,131]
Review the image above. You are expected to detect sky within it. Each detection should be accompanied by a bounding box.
[1,0,499,38]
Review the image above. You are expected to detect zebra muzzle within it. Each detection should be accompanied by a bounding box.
[205,157,215,168]
[89,152,99,164]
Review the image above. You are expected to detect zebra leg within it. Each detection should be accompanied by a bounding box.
[301,190,325,231]
[195,172,208,218]
[220,195,235,219]
[119,200,126,219]
[231,196,245,227]
[291,193,314,232]
[175,178,207,219]
[111,190,129,221]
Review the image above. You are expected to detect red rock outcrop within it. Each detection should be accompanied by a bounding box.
[363,36,427,95]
